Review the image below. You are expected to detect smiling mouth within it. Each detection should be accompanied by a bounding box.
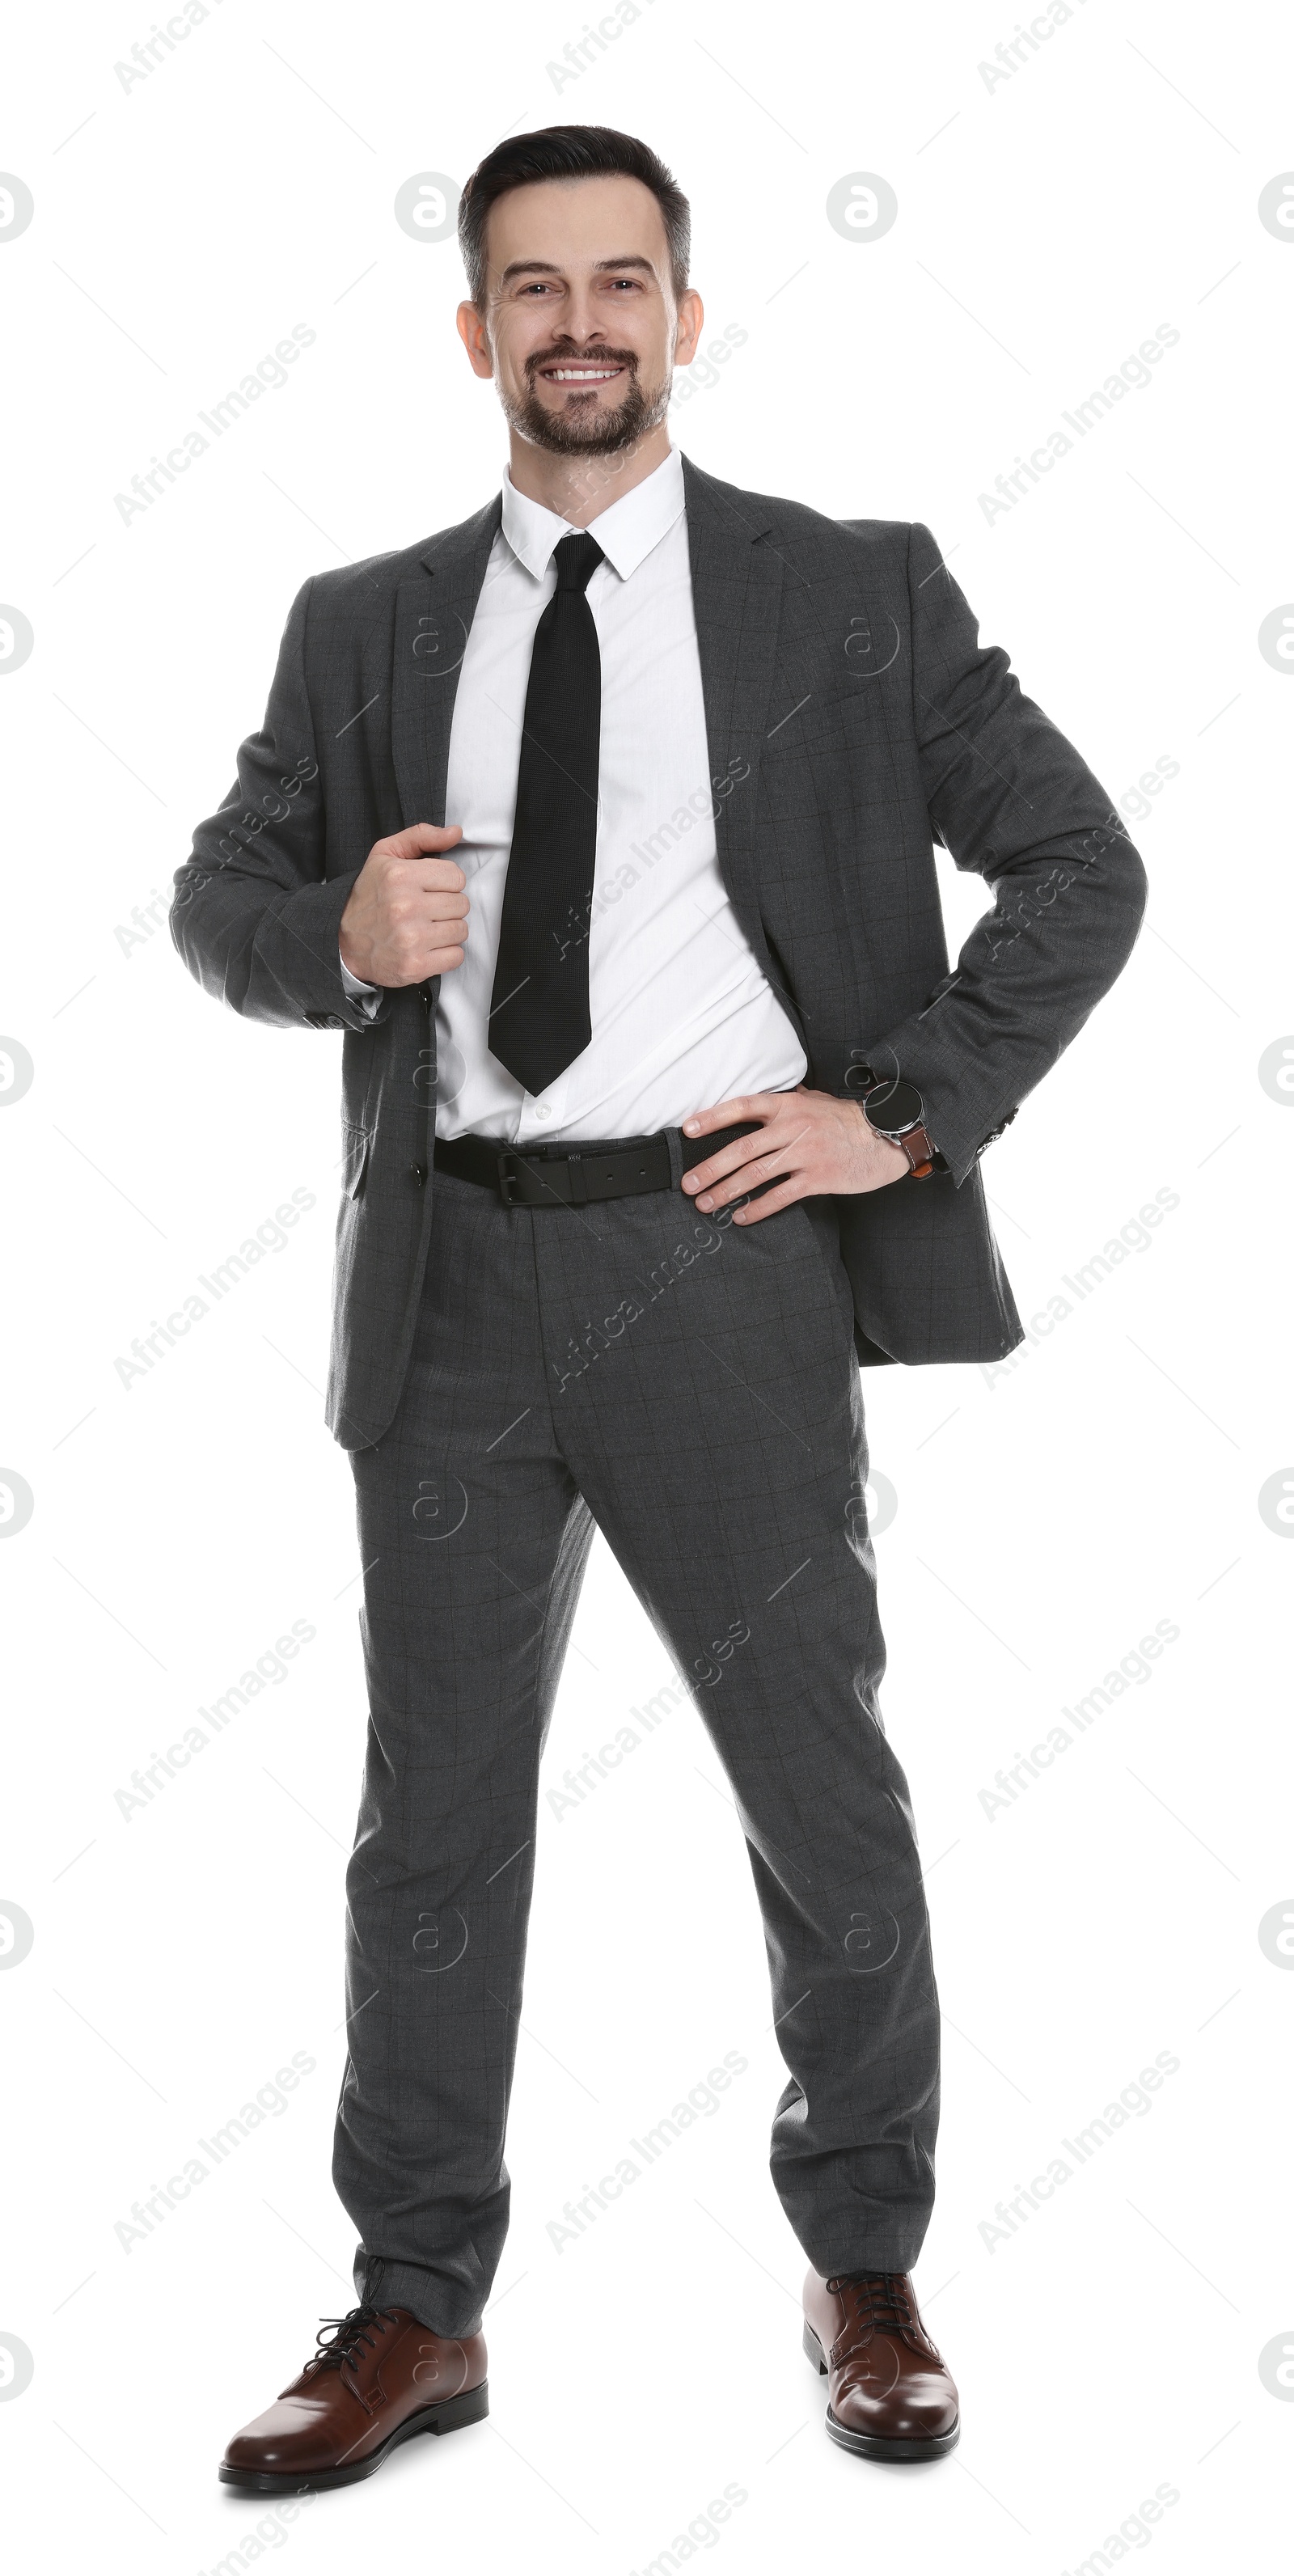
[538,365,625,384]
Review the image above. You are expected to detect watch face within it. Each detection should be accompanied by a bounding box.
[865,1077,924,1134]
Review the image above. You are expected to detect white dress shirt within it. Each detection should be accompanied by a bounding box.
[341,446,807,1140]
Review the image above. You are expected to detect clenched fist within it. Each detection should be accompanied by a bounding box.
[339,824,470,988]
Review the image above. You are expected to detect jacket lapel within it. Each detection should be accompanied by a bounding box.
[390,494,502,828]
[680,457,798,1026]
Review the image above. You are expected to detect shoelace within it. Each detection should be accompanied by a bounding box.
[826,2272,917,2340]
[304,2303,403,2377]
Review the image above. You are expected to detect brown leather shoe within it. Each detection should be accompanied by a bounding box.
[219,2303,488,2492]
[802,2269,959,2460]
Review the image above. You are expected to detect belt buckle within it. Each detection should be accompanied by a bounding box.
[495,1148,523,1208]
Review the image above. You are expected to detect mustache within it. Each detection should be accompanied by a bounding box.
[525,345,639,380]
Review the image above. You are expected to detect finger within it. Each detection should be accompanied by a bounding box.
[681,1093,778,1141]
[730,1177,806,1225]
[691,1137,804,1208]
[421,916,469,954]
[685,1102,809,1190]
[683,1121,796,1196]
[380,823,464,861]
[408,853,470,890]
[412,885,471,916]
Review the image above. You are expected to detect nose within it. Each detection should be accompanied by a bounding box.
[551,295,605,347]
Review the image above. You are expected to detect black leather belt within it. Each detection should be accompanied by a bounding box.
[433,1121,761,1209]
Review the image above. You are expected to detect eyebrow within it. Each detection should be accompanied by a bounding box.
[496,254,658,285]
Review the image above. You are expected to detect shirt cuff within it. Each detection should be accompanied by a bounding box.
[339,949,382,1019]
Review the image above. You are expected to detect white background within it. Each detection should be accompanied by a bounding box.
[2,1,1292,2569]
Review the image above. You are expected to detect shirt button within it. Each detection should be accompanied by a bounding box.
[534,1106,552,1123]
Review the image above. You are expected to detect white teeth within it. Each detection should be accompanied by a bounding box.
[544,368,619,380]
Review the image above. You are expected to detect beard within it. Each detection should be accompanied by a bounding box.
[501,345,671,455]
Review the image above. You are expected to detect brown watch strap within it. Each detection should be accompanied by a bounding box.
[899,1124,936,1179]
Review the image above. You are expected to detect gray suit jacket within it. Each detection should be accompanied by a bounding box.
[171,455,1147,1449]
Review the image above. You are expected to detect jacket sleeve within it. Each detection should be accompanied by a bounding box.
[169,577,390,1032]
[858,523,1148,1185]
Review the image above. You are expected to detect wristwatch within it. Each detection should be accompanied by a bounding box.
[853,1073,939,1178]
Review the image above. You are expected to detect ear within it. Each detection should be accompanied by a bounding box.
[456,302,494,380]
[673,288,704,370]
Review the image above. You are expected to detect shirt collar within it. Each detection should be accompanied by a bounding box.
[500,446,685,583]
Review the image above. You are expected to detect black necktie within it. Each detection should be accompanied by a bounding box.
[489,529,604,1095]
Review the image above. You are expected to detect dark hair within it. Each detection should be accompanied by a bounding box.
[458,125,690,307]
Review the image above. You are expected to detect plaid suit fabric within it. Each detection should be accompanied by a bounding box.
[170,459,1148,1448]
[336,1161,939,2338]
[170,462,1148,2337]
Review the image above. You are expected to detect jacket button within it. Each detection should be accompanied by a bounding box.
[410,1162,428,1184]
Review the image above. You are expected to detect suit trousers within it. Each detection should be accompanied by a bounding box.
[333,1132,941,2337]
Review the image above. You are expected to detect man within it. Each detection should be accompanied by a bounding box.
[173,125,1146,2490]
